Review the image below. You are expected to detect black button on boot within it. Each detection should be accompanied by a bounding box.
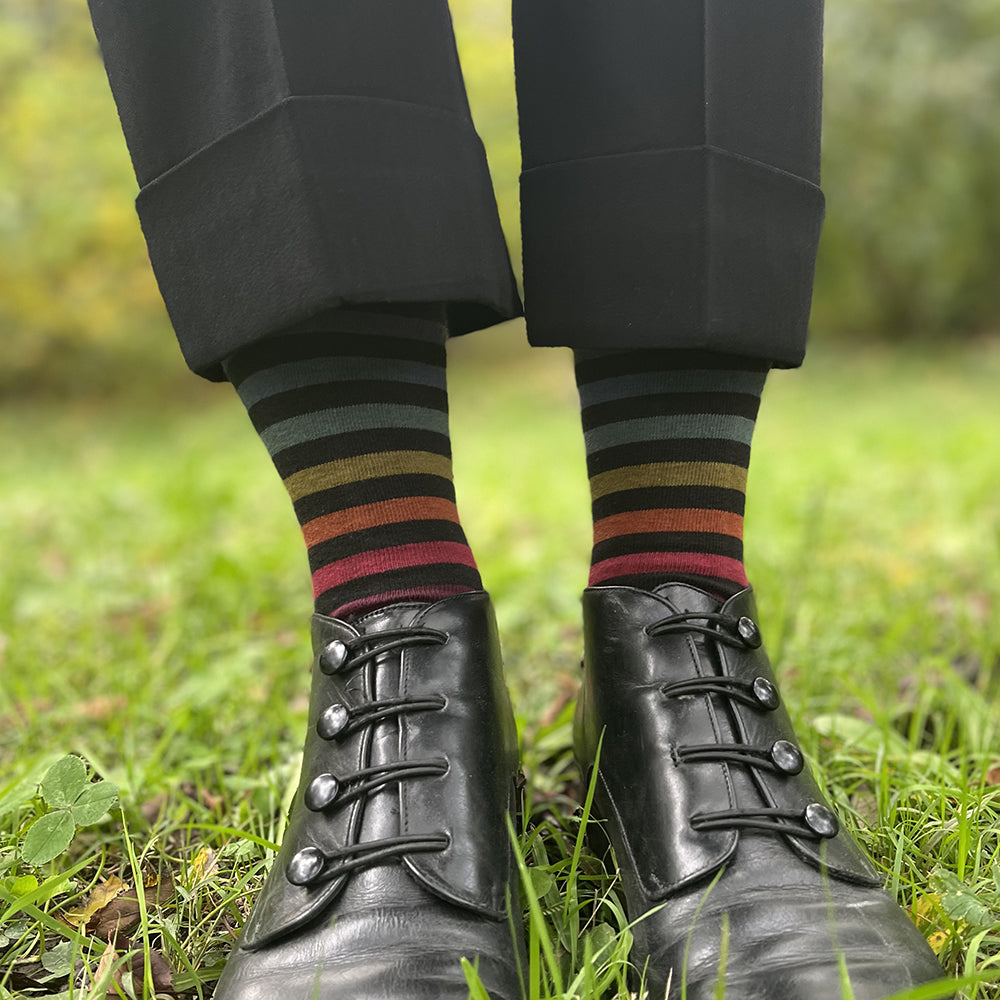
[575,583,949,999]
[214,592,526,1000]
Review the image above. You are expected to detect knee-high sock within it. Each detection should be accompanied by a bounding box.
[574,349,768,598]
[225,319,482,620]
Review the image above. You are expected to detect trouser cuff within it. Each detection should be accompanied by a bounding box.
[519,146,824,368]
[136,96,523,380]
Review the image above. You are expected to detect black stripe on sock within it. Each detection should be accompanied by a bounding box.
[315,564,484,618]
[225,332,445,385]
[293,474,457,524]
[581,392,761,430]
[272,429,452,478]
[248,380,447,430]
[592,532,744,564]
[307,520,470,569]
[585,440,751,477]
[591,486,747,519]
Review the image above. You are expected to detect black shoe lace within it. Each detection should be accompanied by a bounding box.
[287,626,451,887]
[649,610,840,842]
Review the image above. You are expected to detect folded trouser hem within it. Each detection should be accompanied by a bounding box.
[518,146,825,368]
[135,95,523,381]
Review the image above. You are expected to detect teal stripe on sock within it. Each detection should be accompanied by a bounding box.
[578,370,768,407]
[584,414,757,452]
[236,357,446,408]
[260,403,448,453]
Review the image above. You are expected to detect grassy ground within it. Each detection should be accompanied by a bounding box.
[1,328,999,998]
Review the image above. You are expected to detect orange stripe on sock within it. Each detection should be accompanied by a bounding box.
[592,508,744,545]
[303,496,461,548]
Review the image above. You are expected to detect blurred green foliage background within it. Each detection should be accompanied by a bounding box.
[1,0,998,396]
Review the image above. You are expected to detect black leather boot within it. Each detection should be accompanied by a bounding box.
[214,592,525,1000]
[575,583,949,999]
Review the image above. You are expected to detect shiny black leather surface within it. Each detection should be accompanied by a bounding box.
[576,584,949,998]
[214,592,525,1000]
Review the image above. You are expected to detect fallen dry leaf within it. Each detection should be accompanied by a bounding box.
[76,867,176,942]
[89,889,141,942]
[63,875,128,929]
[190,846,218,882]
[129,948,174,994]
[91,941,122,994]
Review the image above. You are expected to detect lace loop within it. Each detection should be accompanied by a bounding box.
[661,675,780,711]
[288,834,450,887]
[690,804,839,840]
[289,624,451,888]
[320,627,448,673]
[650,610,829,842]
[317,696,446,741]
[675,740,804,775]
[304,758,449,812]
[646,610,760,649]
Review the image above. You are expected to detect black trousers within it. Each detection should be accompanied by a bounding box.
[88,0,824,381]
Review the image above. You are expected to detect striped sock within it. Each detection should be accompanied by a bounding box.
[224,323,482,620]
[574,349,768,599]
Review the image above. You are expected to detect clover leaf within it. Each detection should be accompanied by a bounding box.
[21,756,119,867]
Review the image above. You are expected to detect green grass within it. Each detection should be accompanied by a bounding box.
[1,326,999,998]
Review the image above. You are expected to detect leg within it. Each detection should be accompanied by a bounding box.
[87,5,525,996]
[513,2,946,995]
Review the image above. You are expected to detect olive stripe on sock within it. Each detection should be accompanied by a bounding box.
[273,430,451,478]
[282,452,455,503]
[575,349,766,599]
[588,462,749,501]
[225,326,482,619]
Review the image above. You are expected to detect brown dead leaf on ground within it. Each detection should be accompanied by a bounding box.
[63,868,177,942]
[91,941,122,994]
[129,948,175,995]
[89,888,141,942]
[63,875,128,929]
